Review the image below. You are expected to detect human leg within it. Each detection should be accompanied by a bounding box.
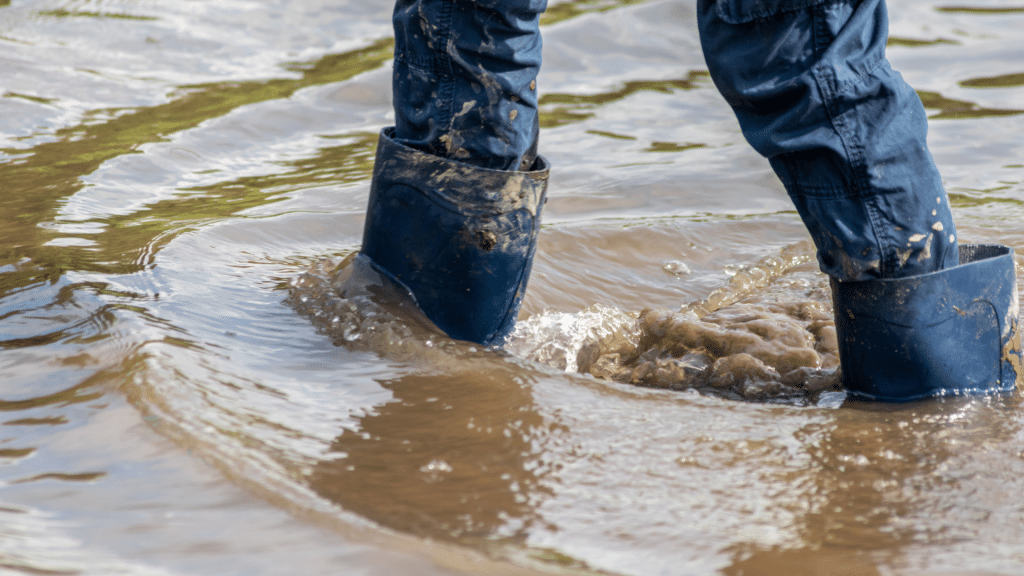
[698,0,955,281]
[697,0,1020,399]
[391,0,545,171]
[360,0,550,346]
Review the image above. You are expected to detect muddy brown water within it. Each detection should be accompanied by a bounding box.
[3,0,1024,574]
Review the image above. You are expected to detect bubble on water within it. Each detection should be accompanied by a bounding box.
[663,260,691,275]
[419,459,454,483]
[342,323,360,341]
[420,459,453,474]
[723,264,743,277]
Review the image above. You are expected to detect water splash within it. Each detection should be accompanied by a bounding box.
[503,303,640,373]
[291,243,844,405]
[508,242,844,405]
[287,253,451,358]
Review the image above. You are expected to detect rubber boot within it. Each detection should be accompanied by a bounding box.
[359,128,550,347]
[832,244,1021,401]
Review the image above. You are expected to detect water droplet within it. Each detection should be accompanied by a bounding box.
[663,260,692,275]
[343,323,360,341]
[420,459,453,474]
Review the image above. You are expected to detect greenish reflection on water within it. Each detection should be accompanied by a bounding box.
[917,90,1024,120]
[0,39,393,293]
[0,377,104,412]
[0,0,668,294]
[888,36,959,47]
[35,9,158,21]
[936,5,1024,14]
[81,131,379,277]
[949,192,1024,208]
[960,72,1024,88]
[539,72,712,129]
[2,92,58,105]
[200,132,380,195]
[541,0,653,26]
[644,141,706,153]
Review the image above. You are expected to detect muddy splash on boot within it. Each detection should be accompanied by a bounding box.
[506,242,845,406]
[288,251,529,370]
[287,252,462,358]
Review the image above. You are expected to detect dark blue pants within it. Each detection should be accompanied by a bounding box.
[389,0,958,281]
[392,0,545,172]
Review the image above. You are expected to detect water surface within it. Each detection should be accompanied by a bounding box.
[2,0,1024,574]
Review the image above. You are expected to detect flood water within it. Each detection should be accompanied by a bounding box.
[2,0,1024,574]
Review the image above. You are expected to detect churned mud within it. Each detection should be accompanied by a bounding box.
[507,241,843,405]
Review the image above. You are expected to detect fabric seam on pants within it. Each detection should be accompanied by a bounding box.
[807,3,893,276]
[394,1,458,141]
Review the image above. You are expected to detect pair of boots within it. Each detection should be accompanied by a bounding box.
[358,129,1021,401]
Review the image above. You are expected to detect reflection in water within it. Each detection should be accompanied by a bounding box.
[34,9,159,21]
[960,72,1024,89]
[935,6,1024,14]
[0,500,173,576]
[0,38,393,283]
[888,36,959,47]
[539,72,712,129]
[541,0,653,26]
[291,254,561,551]
[308,369,550,544]
[949,192,1024,209]
[917,90,1024,120]
[724,395,1024,575]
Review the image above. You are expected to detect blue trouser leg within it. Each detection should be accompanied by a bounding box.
[391,0,547,171]
[697,0,958,282]
[697,0,1020,399]
[359,0,551,346]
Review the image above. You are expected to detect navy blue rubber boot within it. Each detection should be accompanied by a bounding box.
[832,244,1022,401]
[360,128,550,347]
